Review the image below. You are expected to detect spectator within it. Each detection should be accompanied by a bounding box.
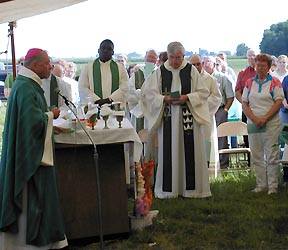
[271,54,288,82]
[203,56,234,169]
[4,56,25,99]
[128,49,158,131]
[127,63,137,78]
[157,51,168,67]
[235,49,257,166]
[242,53,284,195]
[270,55,277,72]
[189,54,221,168]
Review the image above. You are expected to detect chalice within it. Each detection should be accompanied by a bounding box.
[102,115,109,129]
[89,113,97,130]
[116,115,124,128]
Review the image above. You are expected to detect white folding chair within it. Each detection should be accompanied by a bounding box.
[217,121,251,170]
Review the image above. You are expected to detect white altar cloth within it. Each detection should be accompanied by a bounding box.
[54,118,142,162]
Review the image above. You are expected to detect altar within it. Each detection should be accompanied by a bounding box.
[54,118,142,240]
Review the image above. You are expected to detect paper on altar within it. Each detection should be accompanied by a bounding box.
[53,117,70,128]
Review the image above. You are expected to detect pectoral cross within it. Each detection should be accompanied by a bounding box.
[163,87,170,96]
[163,87,171,121]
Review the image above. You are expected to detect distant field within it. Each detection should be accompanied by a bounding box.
[75,57,248,78]
[227,58,247,76]
[1,57,248,79]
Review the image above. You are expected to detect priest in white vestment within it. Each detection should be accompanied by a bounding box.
[78,39,129,107]
[41,73,73,110]
[189,55,222,176]
[142,42,211,199]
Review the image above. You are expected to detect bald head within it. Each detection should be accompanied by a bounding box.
[53,64,65,78]
[189,54,202,73]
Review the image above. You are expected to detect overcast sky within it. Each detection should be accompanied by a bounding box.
[0,0,287,59]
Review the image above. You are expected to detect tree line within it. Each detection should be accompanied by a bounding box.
[236,19,288,57]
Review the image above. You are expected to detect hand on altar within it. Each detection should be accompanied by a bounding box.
[51,107,60,119]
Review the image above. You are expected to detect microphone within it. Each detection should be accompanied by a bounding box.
[55,88,76,109]
[0,50,7,55]
[54,87,104,249]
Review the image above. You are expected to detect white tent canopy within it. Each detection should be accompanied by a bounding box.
[0,0,87,24]
[0,0,87,78]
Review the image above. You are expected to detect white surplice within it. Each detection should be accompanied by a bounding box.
[142,60,212,198]
[199,69,222,173]
[41,74,73,110]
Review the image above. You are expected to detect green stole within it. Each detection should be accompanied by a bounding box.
[49,74,58,107]
[160,64,195,192]
[93,58,119,98]
[135,69,145,89]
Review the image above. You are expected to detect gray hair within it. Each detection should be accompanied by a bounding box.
[167,42,185,55]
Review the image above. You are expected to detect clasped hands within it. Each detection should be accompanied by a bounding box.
[253,116,268,128]
[164,95,188,105]
[95,98,113,106]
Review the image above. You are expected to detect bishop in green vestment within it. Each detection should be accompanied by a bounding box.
[0,48,67,249]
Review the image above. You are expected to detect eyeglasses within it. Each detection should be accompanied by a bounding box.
[192,62,201,66]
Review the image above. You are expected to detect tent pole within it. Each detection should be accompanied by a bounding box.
[8,21,16,80]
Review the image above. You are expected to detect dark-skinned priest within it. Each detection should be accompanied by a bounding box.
[78,39,129,108]
[142,41,212,199]
[0,48,68,249]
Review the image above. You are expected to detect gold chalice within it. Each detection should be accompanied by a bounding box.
[102,115,109,129]
[89,113,97,130]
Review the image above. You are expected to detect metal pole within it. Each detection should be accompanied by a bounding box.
[64,102,105,250]
[8,21,16,80]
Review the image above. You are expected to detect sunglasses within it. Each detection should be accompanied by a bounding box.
[192,62,201,66]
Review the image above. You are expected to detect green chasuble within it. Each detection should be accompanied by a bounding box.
[0,75,66,246]
[93,58,119,98]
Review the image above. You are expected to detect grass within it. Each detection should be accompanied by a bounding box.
[227,58,247,76]
[65,171,288,250]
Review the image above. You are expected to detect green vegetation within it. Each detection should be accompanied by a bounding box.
[0,101,6,154]
[68,172,288,250]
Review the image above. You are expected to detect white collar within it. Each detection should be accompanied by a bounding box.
[18,66,42,86]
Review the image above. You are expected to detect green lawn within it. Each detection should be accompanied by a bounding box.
[67,171,288,250]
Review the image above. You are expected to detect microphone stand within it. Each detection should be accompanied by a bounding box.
[59,96,105,250]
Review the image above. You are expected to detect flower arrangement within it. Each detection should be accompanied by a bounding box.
[134,160,154,217]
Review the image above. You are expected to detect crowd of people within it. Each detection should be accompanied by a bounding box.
[0,39,287,248]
